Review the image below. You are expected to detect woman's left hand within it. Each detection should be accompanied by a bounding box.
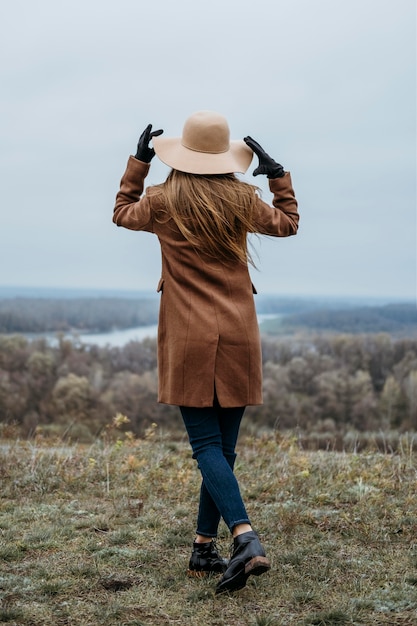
[135,124,164,163]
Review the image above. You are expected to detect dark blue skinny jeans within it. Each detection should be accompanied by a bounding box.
[179,402,251,537]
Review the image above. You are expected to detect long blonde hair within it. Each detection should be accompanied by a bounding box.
[152,169,259,266]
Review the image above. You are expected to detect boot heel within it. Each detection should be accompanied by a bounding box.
[187,569,208,579]
[244,556,271,576]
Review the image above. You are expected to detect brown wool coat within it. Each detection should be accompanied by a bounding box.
[113,156,299,408]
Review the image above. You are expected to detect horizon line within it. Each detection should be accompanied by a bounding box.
[0,285,415,303]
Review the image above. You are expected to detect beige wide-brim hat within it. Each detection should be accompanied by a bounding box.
[152,110,253,175]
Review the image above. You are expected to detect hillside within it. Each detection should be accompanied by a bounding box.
[0,433,416,625]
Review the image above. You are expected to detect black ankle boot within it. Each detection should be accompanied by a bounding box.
[187,541,228,578]
[215,531,270,594]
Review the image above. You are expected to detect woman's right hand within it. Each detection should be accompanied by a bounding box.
[244,136,285,179]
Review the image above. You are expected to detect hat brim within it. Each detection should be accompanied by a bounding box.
[152,136,253,175]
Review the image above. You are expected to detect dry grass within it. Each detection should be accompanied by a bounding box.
[0,425,417,625]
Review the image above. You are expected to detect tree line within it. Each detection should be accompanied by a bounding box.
[0,298,159,333]
[1,331,416,446]
[262,302,417,335]
[3,295,412,334]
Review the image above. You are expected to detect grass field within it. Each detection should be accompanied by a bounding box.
[1,423,417,625]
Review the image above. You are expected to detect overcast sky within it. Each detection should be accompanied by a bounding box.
[1,0,415,300]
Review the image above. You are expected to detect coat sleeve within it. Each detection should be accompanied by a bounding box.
[253,172,299,237]
[113,156,154,232]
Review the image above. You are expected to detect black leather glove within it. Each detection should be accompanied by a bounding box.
[135,124,164,163]
[244,136,285,178]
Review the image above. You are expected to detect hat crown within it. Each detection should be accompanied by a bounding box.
[181,111,230,155]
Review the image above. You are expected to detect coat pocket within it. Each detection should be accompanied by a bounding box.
[157,277,165,293]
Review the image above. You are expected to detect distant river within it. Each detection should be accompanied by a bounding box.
[77,324,159,347]
[54,314,280,348]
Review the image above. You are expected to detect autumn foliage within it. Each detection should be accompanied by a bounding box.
[1,331,417,445]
